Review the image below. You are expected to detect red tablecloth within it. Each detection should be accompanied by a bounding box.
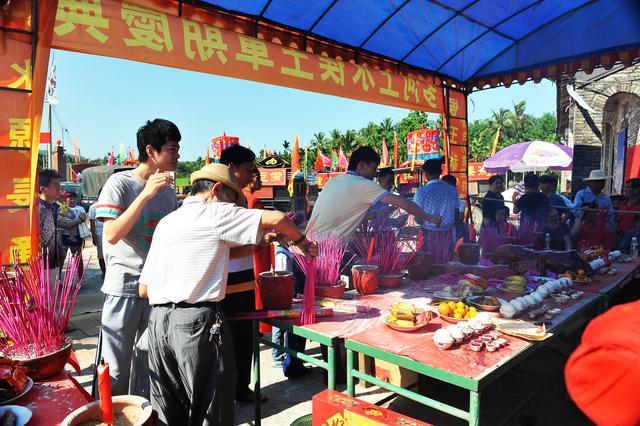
[15,372,93,425]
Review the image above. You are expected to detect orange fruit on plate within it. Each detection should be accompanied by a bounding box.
[438,302,452,316]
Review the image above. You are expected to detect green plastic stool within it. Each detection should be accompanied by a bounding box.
[290,414,313,426]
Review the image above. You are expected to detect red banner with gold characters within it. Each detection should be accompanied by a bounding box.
[258,168,286,186]
[1,0,58,265]
[468,162,495,181]
[443,88,468,197]
[50,0,446,114]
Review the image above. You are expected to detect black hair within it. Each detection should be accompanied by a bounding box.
[441,174,457,186]
[67,191,78,199]
[219,145,256,166]
[191,179,217,195]
[348,146,380,171]
[182,186,192,195]
[136,119,181,162]
[626,178,640,191]
[488,175,503,185]
[524,172,539,189]
[38,169,61,190]
[377,167,394,179]
[539,174,558,186]
[495,205,510,219]
[421,158,442,176]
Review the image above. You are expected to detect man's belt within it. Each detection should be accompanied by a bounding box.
[230,245,255,259]
[226,280,256,294]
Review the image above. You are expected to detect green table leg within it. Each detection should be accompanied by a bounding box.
[469,390,480,426]
[346,348,355,396]
[253,320,261,426]
[327,343,336,390]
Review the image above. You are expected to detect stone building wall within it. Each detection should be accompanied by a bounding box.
[557,63,640,194]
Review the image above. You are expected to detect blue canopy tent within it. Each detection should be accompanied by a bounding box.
[194,0,640,89]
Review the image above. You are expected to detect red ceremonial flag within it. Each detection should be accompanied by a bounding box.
[381,137,389,167]
[205,148,210,164]
[393,132,399,169]
[288,134,301,196]
[338,146,348,171]
[316,147,331,171]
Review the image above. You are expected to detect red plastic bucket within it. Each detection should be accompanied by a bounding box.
[257,271,294,310]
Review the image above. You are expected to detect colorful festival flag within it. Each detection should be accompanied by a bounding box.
[331,149,339,171]
[393,132,399,169]
[381,137,389,167]
[205,148,210,164]
[107,147,115,166]
[316,147,331,171]
[118,143,125,164]
[288,134,301,196]
[338,146,348,171]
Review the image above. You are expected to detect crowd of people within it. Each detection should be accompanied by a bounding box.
[36,117,639,425]
[480,171,640,253]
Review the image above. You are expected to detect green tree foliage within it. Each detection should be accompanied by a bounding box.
[468,102,559,161]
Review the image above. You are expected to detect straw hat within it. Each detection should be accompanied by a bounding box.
[190,163,246,203]
[583,170,611,181]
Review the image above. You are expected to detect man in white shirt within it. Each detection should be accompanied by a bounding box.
[139,163,314,426]
[309,147,440,240]
[502,181,518,214]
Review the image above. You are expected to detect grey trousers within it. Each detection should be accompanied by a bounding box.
[99,294,150,397]
[148,304,236,426]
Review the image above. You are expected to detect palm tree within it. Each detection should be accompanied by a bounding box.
[329,129,342,150]
[508,101,533,143]
[380,117,394,134]
[311,132,326,149]
[282,139,290,152]
[481,108,513,155]
[343,129,357,152]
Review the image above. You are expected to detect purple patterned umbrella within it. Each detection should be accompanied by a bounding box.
[483,141,573,173]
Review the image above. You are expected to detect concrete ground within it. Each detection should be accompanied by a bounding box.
[67,244,593,426]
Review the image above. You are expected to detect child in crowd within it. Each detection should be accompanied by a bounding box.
[60,191,86,277]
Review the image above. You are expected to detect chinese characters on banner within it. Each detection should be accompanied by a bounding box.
[51,0,447,114]
[406,129,440,162]
[468,162,494,181]
[258,168,286,186]
[0,0,57,264]
[443,89,469,197]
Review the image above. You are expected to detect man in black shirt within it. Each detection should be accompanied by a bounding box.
[482,175,505,226]
[540,174,569,213]
[515,173,549,226]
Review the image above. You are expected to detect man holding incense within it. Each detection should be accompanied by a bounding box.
[309,146,440,240]
[95,119,180,396]
[138,163,315,426]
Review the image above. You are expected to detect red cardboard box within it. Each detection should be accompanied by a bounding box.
[312,389,432,426]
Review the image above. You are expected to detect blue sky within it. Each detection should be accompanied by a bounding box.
[44,50,557,161]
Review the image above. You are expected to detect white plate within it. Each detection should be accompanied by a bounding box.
[0,378,33,406]
[0,405,32,425]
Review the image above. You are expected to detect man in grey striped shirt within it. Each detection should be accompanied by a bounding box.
[139,163,315,426]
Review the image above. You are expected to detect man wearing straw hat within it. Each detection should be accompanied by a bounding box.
[573,169,615,229]
[138,163,315,426]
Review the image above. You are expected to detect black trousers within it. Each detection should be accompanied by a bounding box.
[221,269,255,396]
[148,303,236,426]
